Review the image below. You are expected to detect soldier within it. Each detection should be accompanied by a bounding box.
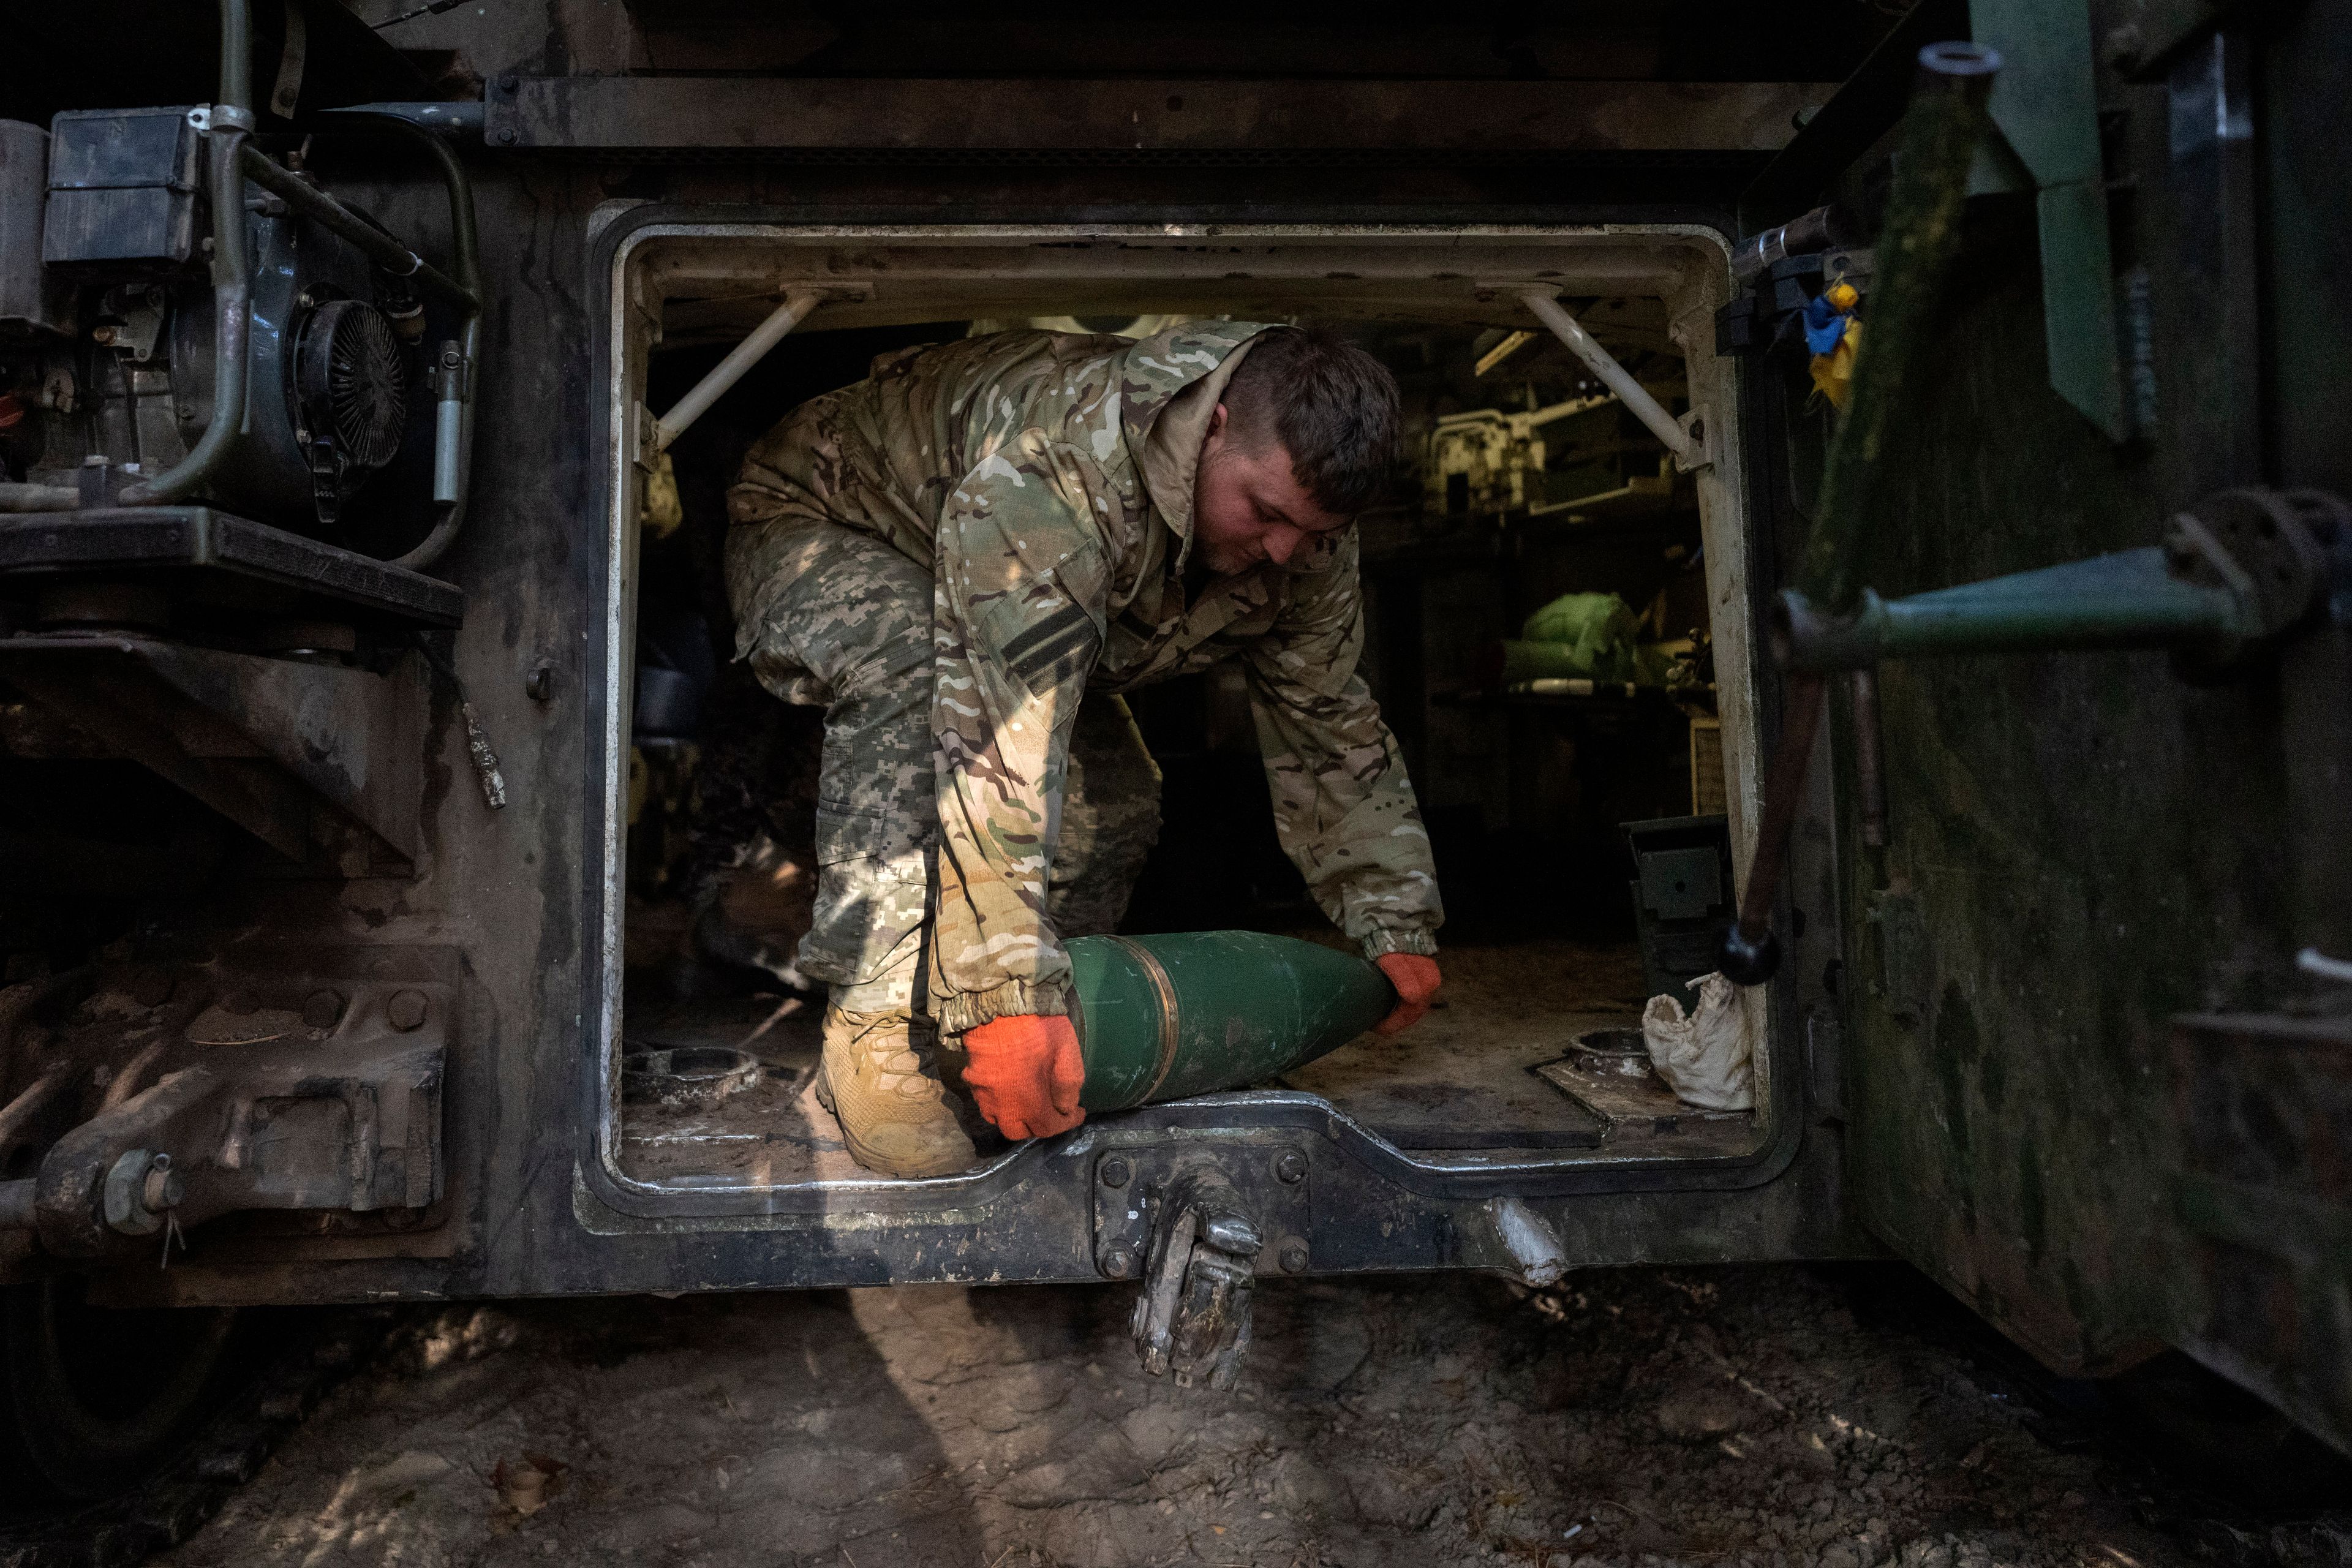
[726,322,1445,1178]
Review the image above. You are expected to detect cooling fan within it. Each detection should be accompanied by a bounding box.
[291,295,408,524]
[158,198,430,538]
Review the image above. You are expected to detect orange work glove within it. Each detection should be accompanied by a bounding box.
[1373,953,1443,1035]
[960,1014,1087,1140]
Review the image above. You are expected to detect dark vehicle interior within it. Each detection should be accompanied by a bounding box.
[616,290,1755,1190]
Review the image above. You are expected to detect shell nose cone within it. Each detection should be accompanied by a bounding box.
[1066,931,1397,1112]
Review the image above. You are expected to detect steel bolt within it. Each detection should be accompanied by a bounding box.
[1275,1150,1307,1185]
[104,1149,168,1234]
[1099,1156,1131,1189]
[91,325,116,345]
[1102,1248,1136,1279]
[141,1155,183,1213]
[525,663,556,702]
[303,989,344,1029]
[496,127,518,146]
[497,72,519,92]
[1278,1240,1310,1273]
[386,989,429,1032]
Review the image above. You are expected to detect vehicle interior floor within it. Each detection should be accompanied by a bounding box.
[616,933,1753,1188]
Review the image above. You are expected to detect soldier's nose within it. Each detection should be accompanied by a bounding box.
[1262,525,1301,565]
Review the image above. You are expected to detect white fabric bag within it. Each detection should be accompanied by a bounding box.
[1640,970,1754,1110]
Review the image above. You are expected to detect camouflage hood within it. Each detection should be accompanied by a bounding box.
[1121,323,1262,564]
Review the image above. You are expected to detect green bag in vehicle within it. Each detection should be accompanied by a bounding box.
[1501,592,1641,684]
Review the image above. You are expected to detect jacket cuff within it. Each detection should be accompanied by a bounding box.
[934,977,1071,1036]
[1359,927,1440,962]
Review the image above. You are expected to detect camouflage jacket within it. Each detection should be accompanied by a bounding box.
[726,322,1441,1034]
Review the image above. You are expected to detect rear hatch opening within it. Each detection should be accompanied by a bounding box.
[595,225,1774,1200]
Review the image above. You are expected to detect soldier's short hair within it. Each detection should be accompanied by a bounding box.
[1221,326,1401,517]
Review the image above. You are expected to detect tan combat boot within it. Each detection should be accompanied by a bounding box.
[816,1006,977,1178]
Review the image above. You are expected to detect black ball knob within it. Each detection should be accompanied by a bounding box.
[1717,924,1781,987]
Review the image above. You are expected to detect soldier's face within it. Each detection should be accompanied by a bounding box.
[1193,404,1349,576]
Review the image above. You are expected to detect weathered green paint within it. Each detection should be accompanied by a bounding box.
[1777,548,2239,669]
[1831,227,2315,1374]
[1066,932,1396,1112]
[1973,0,2100,184]
[1818,7,2352,1447]
[1803,48,1997,614]
[2170,1011,2352,1456]
[1969,0,2127,439]
[2032,179,2127,440]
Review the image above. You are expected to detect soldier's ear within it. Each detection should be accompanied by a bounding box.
[1204,402,1229,448]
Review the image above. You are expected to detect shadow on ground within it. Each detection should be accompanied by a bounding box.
[154,1265,2244,1567]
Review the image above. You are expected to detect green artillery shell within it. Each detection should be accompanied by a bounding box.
[1065,931,1398,1112]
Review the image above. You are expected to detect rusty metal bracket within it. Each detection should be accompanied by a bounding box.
[0,634,426,867]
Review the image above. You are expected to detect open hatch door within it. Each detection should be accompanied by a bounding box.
[1736,0,2352,1455]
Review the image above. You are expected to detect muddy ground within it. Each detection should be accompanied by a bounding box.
[151,1261,2319,1568]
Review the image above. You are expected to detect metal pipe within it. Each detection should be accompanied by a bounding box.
[1719,675,1826,985]
[0,977,55,1103]
[117,129,249,506]
[1730,203,1858,286]
[0,484,80,511]
[1773,548,2241,671]
[237,146,475,309]
[1488,1197,1568,1287]
[1518,288,1698,469]
[432,342,464,503]
[654,290,826,454]
[0,1063,75,1155]
[2298,948,2352,985]
[331,110,483,573]
[217,0,252,118]
[323,102,485,137]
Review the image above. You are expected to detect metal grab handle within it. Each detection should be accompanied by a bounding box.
[115,125,250,507]
[1719,676,1825,985]
[357,111,485,573]
[653,290,827,455]
[1518,288,1702,469]
[121,0,257,505]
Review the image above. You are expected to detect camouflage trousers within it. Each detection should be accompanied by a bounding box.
[733,518,1163,1017]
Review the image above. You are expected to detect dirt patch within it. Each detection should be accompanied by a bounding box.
[154,1264,2204,1568]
